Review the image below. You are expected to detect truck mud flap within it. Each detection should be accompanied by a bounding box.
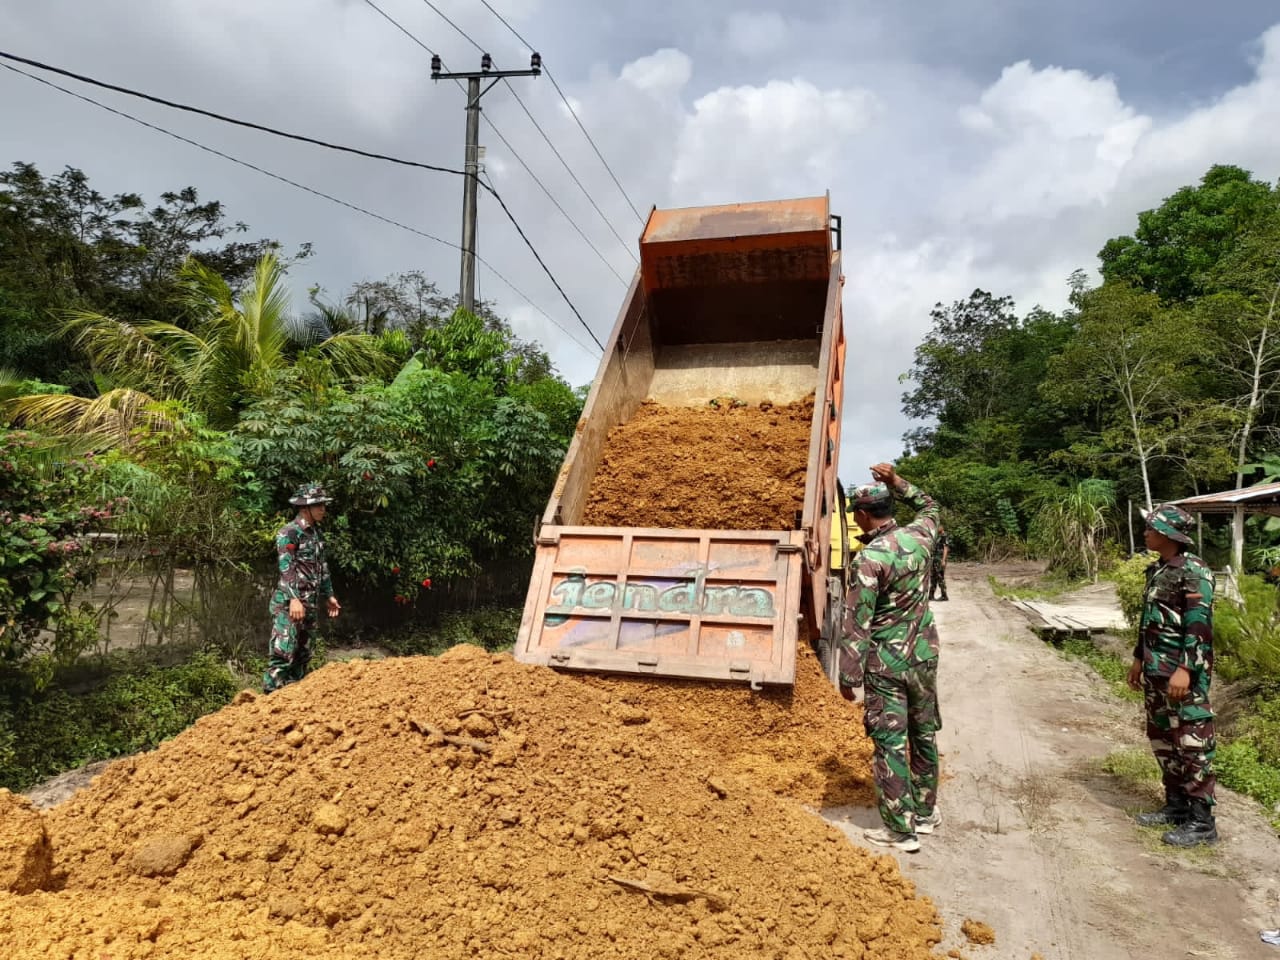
[515,527,804,687]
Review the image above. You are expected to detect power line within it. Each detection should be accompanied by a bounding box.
[360,0,440,58]
[481,115,630,286]
[419,0,482,54]
[501,82,638,262]
[476,0,646,224]
[0,48,603,351]
[0,49,465,177]
[0,61,601,359]
[410,1,638,261]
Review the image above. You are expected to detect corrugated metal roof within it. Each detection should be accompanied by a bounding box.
[1172,481,1280,513]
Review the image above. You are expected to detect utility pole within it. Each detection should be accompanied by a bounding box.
[432,52,541,315]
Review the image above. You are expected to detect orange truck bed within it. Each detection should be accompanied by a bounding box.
[513,196,847,687]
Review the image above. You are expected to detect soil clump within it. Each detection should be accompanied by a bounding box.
[582,398,813,530]
[4,649,943,959]
[0,791,51,893]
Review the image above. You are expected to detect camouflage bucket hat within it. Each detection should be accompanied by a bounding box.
[851,482,891,510]
[289,483,334,507]
[1141,503,1194,544]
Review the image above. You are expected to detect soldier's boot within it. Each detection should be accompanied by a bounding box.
[864,826,920,853]
[938,591,948,601]
[1161,798,1217,847]
[1134,788,1190,827]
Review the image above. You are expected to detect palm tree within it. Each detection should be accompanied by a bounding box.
[8,254,398,444]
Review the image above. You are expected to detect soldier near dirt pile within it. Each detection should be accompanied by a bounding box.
[262,483,341,693]
[928,525,950,602]
[1126,503,1218,847]
[839,462,943,854]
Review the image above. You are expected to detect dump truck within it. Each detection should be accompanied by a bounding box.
[513,195,848,688]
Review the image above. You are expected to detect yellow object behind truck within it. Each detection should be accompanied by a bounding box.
[830,509,864,574]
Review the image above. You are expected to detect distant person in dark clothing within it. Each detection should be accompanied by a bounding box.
[929,525,949,602]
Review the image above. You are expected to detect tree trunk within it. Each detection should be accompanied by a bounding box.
[1235,280,1280,488]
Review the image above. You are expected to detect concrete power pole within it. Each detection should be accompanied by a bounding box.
[431,53,541,315]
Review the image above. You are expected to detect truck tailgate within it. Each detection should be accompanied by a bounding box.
[515,526,803,687]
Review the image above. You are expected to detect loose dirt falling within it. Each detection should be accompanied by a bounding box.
[3,649,942,959]
[578,395,873,808]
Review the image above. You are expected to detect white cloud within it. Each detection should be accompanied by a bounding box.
[948,61,1151,222]
[671,79,881,202]
[619,48,694,96]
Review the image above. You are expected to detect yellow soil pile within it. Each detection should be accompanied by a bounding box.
[3,648,942,959]
[580,641,875,808]
[582,398,813,530]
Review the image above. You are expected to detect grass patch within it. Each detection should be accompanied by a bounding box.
[1057,635,1143,702]
[380,606,522,657]
[1100,747,1161,790]
[988,572,1087,602]
[0,650,241,791]
[1216,740,1280,819]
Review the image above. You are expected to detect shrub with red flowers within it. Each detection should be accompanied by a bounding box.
[0,430,120,668]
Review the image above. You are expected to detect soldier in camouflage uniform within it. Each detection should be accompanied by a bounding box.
[929,525,950,602]
[262,483,341,693]
[839,462,943,854]
[1126,503,1217,846]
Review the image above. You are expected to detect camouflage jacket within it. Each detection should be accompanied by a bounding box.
[838,478,941,682]
[273,516,333,605]
[932,532,949,569]
[1132,552,1214,677]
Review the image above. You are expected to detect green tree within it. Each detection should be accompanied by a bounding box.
[0,163,299,384]
[1045,283,1204,510]
[11,254,396,442]
[1194,209,1280,486]
[1099,164,1279,302]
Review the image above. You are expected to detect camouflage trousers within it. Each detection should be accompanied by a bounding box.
[929,564,947,598]
[1143,671,1216,804]
[864,659,942,833]
[262,599,317,693]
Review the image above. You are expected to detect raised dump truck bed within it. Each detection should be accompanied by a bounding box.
[514,196,846,687]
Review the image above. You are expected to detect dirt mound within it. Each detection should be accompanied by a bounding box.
[0,790,51,893]
[7,649,942,959]
[582,398,813,530]
[580,641,875,808]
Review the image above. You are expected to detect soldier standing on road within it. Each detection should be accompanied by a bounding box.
[929,524,950,602]
[1126,504,1218,846]
[262,483,341,693]
[839,462,943,854]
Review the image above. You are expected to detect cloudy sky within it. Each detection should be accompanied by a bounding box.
[4,0,1280,481]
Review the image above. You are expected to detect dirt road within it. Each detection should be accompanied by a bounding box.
[823,563,1280,959]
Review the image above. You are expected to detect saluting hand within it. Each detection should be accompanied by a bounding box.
[870,463,897,486]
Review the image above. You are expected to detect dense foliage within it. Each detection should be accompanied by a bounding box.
[900,164,1280,573]
[0,161,584,791]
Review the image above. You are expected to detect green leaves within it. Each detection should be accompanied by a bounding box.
[233,311,582,595]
